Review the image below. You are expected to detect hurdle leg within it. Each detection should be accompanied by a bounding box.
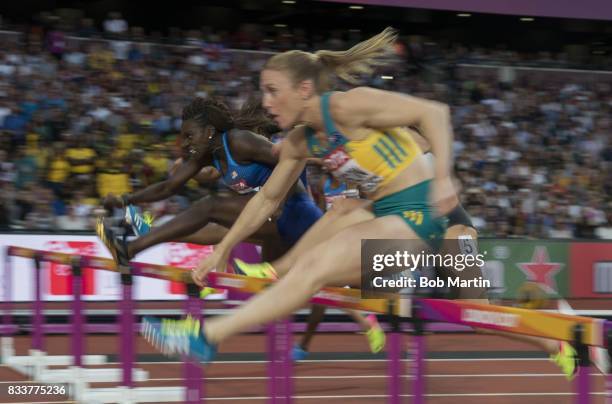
[32,256,44,352]
[267,322,278,403]
[606,327,611,404]
[71,257,84,367]
[574,324,590,404]
[266,317,293,404]
[387,303,402,404]
[184,283,203,404]
[26,255,48,381]
[280,317,293,403]
[120,273,134,390]
[1,248,14,362]
[68,257,85,402]
[409,303,425,404]
[2,247,13,337]
[70,257,86,400]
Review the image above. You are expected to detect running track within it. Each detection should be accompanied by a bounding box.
[0,333,607,404]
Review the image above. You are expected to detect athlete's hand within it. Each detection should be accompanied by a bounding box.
[102,193,124,211]
[194,166,221,185]
[192,247,230,288]
[431,176,458,216]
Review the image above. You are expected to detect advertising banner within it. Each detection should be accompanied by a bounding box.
[0,234,225,301]
[569,242,612,298]
[478,240,569,300]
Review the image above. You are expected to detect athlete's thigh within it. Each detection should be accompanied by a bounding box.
[179,222,229,245]
[300,214,426,288]
[180,221,274,247]
[209,192,279,237]
[278,199,373,264]
[314,204,375,242]
[328,198,372,215]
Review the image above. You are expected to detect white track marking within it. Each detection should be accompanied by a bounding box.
[202,392,607,400]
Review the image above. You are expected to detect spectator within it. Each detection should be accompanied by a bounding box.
[0,23,608,238]
[65,135,96,182]
[0,149,16,183]
[46,142,70,197]
[57,202,90,230]
[46,23,66,60]
[143,144,170,183]
[103,12,128,38]
[25,200,56,230]
[595,207,612,239]
[77,18,98,38]
[14,145,38,189]
[548,220,574,239]
[63,43,87,67]
[15,183,36,222]
[3,106,27,139]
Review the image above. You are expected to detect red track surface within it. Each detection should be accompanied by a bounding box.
[0,333,607,404]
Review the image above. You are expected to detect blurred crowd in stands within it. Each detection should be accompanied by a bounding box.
[0,12,610,239]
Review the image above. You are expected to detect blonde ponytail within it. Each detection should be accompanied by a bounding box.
[315,27,398,84]
[264,27,398,92]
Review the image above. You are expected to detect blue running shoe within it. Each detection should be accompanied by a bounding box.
[125,205,153,236]
[292,344,309,361]
[141,316,217,363]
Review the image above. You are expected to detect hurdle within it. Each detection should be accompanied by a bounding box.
[3,245,611,403]
[206,272,612,404]
[2,247,181,403]
[2,246,298,403]
[1,251,109,380]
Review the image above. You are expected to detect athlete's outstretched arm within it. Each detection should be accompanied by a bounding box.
[192,128,308,286]
[170,158,221,186]
[103,157,205,209]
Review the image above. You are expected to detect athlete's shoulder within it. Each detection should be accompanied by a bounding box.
[227,128,275,165]
[227,128,271,144]
[227,128,272,151]
[341,86,387,103]
[329,87,387,126]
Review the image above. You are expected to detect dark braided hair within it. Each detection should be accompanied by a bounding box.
[234,96,280,136]
[182,97,235,133]
[182,96,278,137]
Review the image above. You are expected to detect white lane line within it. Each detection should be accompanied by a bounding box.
[3,357,551,367]
[202,392,607,400]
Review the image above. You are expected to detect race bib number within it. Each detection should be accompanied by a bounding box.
[227,179,258,194]
[324,147,383,192]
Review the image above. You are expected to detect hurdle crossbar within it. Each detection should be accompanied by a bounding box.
[7,246,408,316]
[6,246,610,346]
